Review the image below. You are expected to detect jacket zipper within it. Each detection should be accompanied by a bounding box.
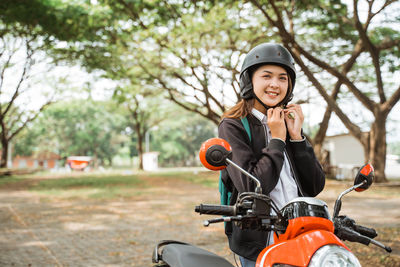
[284,149,305,197]
[262,123,305,197]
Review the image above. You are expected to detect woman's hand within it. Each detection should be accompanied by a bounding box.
[284,104,304,140]
[267,107,286,141]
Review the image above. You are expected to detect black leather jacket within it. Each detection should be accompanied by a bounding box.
[218,114,325,261]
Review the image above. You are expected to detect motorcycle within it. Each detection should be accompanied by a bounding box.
[152,138,392,267]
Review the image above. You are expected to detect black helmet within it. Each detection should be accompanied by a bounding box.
[239,43,296,106]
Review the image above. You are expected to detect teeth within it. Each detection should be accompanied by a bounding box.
[267,92,278,96]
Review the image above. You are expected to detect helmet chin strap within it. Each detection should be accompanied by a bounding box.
[253,93,288,113]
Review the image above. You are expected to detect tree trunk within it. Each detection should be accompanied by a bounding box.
[369,114,387,183]
[137,130,144,170]
[313,108,334,161]
[0,137,8,168]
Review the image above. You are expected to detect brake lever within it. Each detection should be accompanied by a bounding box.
[203,215,243,227]
[336,225,392,253]
[369,236,392,253]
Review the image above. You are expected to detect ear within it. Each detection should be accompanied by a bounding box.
[239,70,254,99]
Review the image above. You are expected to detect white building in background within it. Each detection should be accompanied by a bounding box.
[386,154,400,179]
[323,133,400,180]
[143,152,159,171]
[323,134,365,179]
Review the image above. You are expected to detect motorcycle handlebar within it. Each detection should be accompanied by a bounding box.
[336,226,371,246]
[337,226,392,253]
[334,215,377,239]
[195,204,236,216]
[353,224,377,239]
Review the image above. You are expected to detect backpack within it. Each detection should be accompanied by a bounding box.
[219,117,251,205]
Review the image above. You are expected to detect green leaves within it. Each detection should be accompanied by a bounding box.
[0,0,112,41]
[17,99,126,165]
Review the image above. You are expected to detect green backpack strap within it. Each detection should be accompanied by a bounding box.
[241,117,252,142]
[219,116,251,205]
[219,172,231,205]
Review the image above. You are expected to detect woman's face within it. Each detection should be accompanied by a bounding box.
[252,64,288,112]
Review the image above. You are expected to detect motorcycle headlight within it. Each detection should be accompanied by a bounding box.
[308,245,361,267]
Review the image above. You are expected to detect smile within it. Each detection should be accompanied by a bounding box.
[266,91,279,96]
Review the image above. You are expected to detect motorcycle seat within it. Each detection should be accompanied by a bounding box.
[153,240,234,267]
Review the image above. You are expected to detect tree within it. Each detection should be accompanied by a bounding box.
[17,99,125,166]
[133,3,268,124]
[245,0,400,182]
[0,0,114,43]
[152,108,216,167]
[0,31,55,167]
[6,1,398,182]
[103,1,399,182]
[0,0,114,168]
[77,1,277,125]
[113,86,171,170]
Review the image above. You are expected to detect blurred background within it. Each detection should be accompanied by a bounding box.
[1,2,400,267]
[0,0,399,182]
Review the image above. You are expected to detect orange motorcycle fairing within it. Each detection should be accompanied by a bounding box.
[256,217,349,267]
[276,216,334,242]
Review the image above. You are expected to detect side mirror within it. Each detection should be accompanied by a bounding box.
[354,164,374,192]
[333,163,375,218]
[199,138,232,171]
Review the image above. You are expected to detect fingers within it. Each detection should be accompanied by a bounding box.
[268,107,284,120]
[285,110,296,120]
[267,107,273,119]
[284,110,297,120]
[284,104,304,140]
[284,104,304,120]
[267,107,286,140]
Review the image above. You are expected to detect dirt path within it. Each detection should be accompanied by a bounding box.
[0,175,399,266]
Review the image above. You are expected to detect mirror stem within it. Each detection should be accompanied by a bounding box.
[333,180,367,218]
[226,158,262,194]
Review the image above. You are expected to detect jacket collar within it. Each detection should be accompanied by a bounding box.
[251,108,267,124]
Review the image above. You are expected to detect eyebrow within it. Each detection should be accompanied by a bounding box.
[261,70,287,76]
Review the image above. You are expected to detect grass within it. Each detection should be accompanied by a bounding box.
[31,174,142,190]
[29,173,145,200]
[0,169,219,200]
[0,176,24,186]
[145,170,219,188]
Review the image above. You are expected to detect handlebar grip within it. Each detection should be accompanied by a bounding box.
[195,204,235,216]
[353,224,377,239]
[336,227,371,245]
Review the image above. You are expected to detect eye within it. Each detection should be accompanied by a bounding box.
[279,76,287,81]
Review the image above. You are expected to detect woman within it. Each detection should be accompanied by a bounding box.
[218,43,325,267]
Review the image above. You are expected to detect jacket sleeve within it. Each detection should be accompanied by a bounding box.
[218,118,286,195]
[290,139,325,196]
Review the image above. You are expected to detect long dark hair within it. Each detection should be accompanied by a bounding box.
[222,98,255,119]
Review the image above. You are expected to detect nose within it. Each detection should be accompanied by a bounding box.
[269,77,279,88]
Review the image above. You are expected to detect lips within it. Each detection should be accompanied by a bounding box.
[265,91,279,97]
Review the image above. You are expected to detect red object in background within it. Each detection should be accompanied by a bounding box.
[67,156,92,170]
